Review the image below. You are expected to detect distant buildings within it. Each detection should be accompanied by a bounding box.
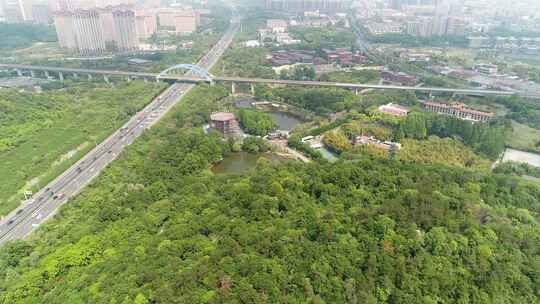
[381,69,417,86]
[157,8,200,34]
[422,101,494,122]
[259,19,300,46]
[365,22,402,36]
[322,48,365,66]
[468,36,540,54]
[378,103,410,117]
[266,19,288,33]
[243,40,261,48]
[264,0,345,14]
[54,7,139,55]
[269,50,319,66]
[474,64,498,75]
[135,12,157,39]
[1,0,27,22]
[468,36,492,48]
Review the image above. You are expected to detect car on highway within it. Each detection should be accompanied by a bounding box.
[53,193,65,200]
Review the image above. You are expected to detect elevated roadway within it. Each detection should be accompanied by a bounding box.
[1,64,534,98]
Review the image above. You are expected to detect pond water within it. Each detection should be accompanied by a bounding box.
[318,147,338,163]
[211,152,284,174]
[235,99,302,131]
[501,148,540,167]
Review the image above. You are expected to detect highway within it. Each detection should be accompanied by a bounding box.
[0,15,240,245]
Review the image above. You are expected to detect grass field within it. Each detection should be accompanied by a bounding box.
[0,81,166,216]
[506,121,540,154]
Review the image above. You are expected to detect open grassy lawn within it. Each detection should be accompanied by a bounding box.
[0,81,166,216]
[506,120,540,154]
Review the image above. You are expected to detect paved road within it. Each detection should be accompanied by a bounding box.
[1,63,530,97]
[0,16,240,245]
[211,77,522,97]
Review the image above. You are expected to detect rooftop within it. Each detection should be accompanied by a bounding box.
[210,112,236,122]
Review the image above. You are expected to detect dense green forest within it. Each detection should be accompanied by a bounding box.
[0,84,539,303]
[0,81,166,215]
[0,23,56,52]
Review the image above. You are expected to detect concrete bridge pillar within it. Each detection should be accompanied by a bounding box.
[231,82,236,95]
[16,69,23,77]
[87,74,92,81]
[59,72,64,82]
[354,89,359,96]
[143,78,148,83]
[250,83,255,95]
[44,71,50,78]
[73,73,78,79]
[103,75,109,83]
[30,70,36,78]
[126,76,131,82]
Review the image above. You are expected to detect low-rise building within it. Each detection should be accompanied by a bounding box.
[474,63,498,75]
[266,19,288,33]
[468,36,492,49]
[366,22,402,35]
[378,103,410,117]
[422,101,494,122]
[210,112,240,135]
[354,135,401,152]
[244,40,261,48]
[381,70,417,86]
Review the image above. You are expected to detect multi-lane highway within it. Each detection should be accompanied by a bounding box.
[0,16,240,245]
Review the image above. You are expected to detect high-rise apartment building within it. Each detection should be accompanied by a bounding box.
[31,3,51,23]
[135,12,157,39]
[265,0,345,14]
[112,9,138,51]
[2,0,25,22]
[157,8,199,34]
[53,6,139,55]
[72,9,107,55]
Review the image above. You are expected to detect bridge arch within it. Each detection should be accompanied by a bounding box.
[157,64,214,82]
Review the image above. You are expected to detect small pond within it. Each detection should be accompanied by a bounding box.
[235,99,302,131]
[212,152,285,174]
[318,147,339,163]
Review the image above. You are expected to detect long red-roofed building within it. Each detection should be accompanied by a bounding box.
[422,101,494,122]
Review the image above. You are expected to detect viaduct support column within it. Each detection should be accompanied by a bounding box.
[250,83,255,95]
[44,71,50,79]
[73,73,78,79]
[59,72,64,82]
[88,74,93,81]
[30,70,36,78]
[126,77,131,82]
[231,82,236,95]
[103,75,109,83]
[16,69,22,77]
